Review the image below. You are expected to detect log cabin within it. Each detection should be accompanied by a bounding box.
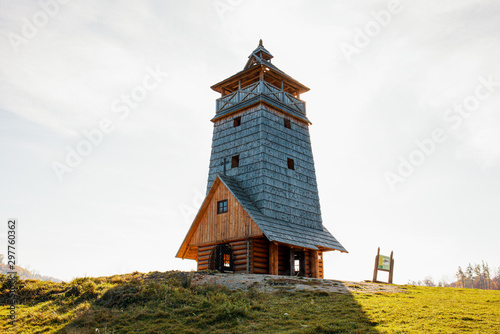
[176,40,347,278]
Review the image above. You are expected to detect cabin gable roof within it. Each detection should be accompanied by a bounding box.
[176,174,347,259]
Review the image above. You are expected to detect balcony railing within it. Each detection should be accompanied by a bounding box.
[216,81,306,115]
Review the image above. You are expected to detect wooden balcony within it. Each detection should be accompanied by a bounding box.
[216,81,306,116]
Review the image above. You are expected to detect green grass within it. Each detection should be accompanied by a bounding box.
[0,271,499,333]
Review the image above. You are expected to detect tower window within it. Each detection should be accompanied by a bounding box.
[284,118,291,129]
[217,200,228,214]
[231,155,239,168]
[234,117,241,127]
[287,158,295,170]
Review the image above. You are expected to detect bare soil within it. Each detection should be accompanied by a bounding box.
[191,272,402,294]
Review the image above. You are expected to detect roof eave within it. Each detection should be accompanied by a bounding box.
[211,64,310,95]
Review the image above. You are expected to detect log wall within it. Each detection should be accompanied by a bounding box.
[251,237,269,274]
[197,238,325,279]
[197,239,249,273]
[305,250,311,277]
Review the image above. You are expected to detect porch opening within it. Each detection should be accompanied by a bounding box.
[209,243,234,273]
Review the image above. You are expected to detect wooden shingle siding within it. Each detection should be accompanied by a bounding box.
[207,106,263,194]
[206,103,326,233]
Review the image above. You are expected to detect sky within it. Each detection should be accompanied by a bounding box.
[0,0,499,284]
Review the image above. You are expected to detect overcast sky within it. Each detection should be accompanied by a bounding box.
[1,0,499,284]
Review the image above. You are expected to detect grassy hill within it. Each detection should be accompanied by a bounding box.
[0,271,499,333]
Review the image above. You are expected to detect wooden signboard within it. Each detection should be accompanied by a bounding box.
[372,247,394,284]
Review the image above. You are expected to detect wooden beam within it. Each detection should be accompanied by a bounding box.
[372,247,380,283]
[289,248,295,276]
[246,238,250,274]
[310,250,319,278]
[192,233,264,247]
[388,251,394,284]
[269,241,278,275]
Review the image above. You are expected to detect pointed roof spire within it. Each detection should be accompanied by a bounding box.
[244,39,273,69]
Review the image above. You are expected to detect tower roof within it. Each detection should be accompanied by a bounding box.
[244,39,274,69]
[211,40,310,97]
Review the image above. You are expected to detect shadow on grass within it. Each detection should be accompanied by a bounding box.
[56,272,380,334]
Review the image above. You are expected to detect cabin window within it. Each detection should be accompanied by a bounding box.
[209,243,234,272]
[287,158,295,170]
[234,117,241,127]
[231,155,240,168]
[217,200,228,214]
[284,118,291,129]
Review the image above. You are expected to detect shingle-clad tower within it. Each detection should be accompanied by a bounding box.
[177,41,346,278]
[207,41,322,230]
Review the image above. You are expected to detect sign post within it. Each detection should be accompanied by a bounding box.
[372,247,394,283]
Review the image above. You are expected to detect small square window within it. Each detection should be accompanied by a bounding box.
[284,118,291,129]
[234,117,241,127]
[217,200,228,214]
[287,158,295,170]
[231,155,239,168]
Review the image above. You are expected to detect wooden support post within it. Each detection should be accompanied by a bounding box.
[388,251,394,284]
[311,250,319,278]
[269,241,278,275]
[246,239,250,274]
[372,247,380,283]
[289,248,295,276]
[299,252,306,277]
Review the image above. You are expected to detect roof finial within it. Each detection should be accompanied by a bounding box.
[259,39,263,47]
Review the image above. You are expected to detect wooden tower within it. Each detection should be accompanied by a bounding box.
[176,40,347,278]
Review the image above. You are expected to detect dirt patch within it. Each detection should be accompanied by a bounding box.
[191,272,402,294]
